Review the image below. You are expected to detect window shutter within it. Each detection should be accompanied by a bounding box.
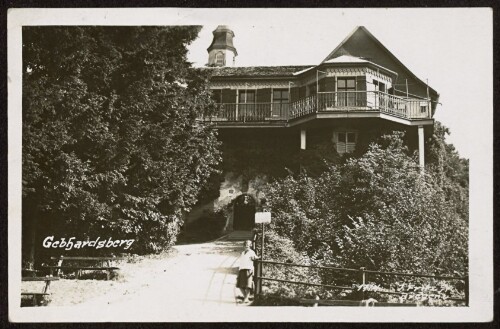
[324,77,336,92]
[356,76,367,107]
[299,86,307,99]
[221,89,236,103]
[290,87,299,102]
[257,88,271,103]
[256,88,272,117]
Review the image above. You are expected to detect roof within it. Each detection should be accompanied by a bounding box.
[324,55,369,64]
[204,65,315,78]
[207,25,237,55]
[322,26,439,99]
[324,54,398,76]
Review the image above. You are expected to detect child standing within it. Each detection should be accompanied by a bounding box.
[236,240,259,303]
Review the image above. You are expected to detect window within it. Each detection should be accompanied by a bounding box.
[374,80,386,93]
[374,80,387,107]
[334,131,357,154]
[215,52,224,66]
[238,90,256,120]
[238,90,255,103]
[272,89,289,117]
[337,77,356,106]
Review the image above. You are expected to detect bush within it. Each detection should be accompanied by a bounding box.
[259,131,468,304]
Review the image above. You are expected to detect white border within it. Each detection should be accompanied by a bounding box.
[8,8,493,322]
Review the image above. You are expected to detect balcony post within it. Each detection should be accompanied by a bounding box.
[418,125,425,171]
[300,129,307,150]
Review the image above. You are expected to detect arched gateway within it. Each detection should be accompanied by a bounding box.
[233,194,256,230]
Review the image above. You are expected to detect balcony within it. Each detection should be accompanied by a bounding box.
[200,91,432,126]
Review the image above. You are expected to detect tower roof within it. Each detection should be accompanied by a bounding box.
[207,25,238,55]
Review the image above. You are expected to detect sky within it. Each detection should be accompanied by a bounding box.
[186,8,493,159]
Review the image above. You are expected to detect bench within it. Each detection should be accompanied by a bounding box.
[44,256,126,280]
[22,268,42,277]
[21,276,59,306]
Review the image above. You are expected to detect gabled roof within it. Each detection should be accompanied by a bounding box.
[324,54,368,64]
[323,54,398,77]
[204,65,314,78]
[322,26,439,100]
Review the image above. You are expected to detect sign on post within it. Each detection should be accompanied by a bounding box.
[254,212,271,224]
[254,211,271,294]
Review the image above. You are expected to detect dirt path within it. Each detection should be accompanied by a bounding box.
[71,234,253,312]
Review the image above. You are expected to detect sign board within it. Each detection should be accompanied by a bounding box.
[255,212,271,224]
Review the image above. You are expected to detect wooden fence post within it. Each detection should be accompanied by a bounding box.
[254,260,262,296]
[359,267,366,300]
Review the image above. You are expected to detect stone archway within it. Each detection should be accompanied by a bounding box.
[233,194,256,230]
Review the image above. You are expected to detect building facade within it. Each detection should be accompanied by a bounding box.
[194,26,440,230]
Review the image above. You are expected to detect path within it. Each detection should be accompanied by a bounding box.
[73,231,254,313]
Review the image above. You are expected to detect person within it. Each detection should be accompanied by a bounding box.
[236,240,259,303]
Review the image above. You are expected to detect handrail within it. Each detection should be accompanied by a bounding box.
[255,259,468,305]
[257,276,352,290]
[256,259,466,280]
[258,260,359,272]
[201,91,432,123]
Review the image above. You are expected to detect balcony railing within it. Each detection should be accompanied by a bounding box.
[204,102,289,122]
[201,91,431,123]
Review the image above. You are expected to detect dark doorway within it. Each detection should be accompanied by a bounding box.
[233,194,256,230]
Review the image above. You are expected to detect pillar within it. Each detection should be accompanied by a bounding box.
[418,125,425,170]
[300,129,306,150]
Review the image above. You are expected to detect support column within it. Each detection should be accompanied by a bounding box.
[300,129,306,150]
[418,125,425,170]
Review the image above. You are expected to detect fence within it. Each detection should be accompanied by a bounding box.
[251,231,468,306]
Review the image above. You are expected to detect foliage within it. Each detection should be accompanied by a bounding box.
[352,279,466,306]
[22,26,221,261]
[263,130,468,277]
[426,121,469,219]
[258,230,322,300]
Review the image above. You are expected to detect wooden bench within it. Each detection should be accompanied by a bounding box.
[21,276,59,306]
[44,256,126,280]
[22,268,42,277]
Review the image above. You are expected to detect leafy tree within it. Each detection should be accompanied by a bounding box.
[22,26,221,264]
[264,130,468,277]
[426,121,469,219]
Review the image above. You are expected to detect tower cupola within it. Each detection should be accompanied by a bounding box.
[207,25,238,67]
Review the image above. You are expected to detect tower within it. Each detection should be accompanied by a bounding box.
[207,25,238,67]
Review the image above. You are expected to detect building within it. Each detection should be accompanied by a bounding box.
[194,25,439,231]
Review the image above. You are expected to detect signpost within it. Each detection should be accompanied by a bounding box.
[254,212,271,258]
[254,211,271,295]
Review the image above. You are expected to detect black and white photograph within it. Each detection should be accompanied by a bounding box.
[7,7,493,322]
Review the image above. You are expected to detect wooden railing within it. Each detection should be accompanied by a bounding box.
[290,91,431,119]
[204,102,288,122]
[254,259,468,306]
[201,91,431,123]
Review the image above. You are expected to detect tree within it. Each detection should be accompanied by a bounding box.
[426,121,469,219]
[22,26,221,265]
[264,131,468,276]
